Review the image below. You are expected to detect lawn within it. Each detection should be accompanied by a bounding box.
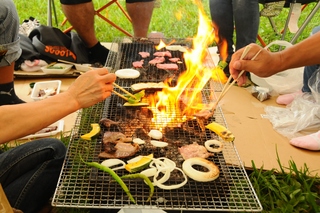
[10,0,320,212]
[15,0,320,44]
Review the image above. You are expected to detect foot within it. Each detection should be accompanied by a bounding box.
[88,42,109,66]
[0,82,25,106]
[290,130,320,151]
[276,91,303,105]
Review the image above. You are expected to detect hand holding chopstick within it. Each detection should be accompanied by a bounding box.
[211,46,263,112]
[87,67,136,101]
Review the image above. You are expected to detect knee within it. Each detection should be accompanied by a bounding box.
[35,138,67,160]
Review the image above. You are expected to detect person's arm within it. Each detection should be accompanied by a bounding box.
[0,68,116,144]
[229,32,320,85]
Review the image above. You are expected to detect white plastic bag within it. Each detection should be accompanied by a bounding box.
[251,40,303,95]
[264,93,320,138]
[308,67,320,103]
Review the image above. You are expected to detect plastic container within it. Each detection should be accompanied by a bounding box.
[31,80,61,101]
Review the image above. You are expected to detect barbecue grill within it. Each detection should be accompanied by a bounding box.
[52,37,262,212]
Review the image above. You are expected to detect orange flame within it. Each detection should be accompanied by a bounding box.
[148,0,228,130]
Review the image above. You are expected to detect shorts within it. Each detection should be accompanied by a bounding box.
[60,0,154,5]
[0,0,21,67]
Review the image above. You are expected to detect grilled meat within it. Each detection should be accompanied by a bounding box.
[178,142,214,160]
[99,141,139,159]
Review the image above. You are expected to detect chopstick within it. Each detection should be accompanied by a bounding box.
[112,82,137,100]
[211,46,262,111]
[87,66,137,101]
[112,90,128,101]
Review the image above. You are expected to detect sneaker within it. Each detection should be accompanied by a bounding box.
[19,17,40,36]
[260,1,285,17]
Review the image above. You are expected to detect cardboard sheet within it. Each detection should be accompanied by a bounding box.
[220,86,320,176]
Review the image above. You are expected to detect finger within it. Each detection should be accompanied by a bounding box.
[95,67,109,75]
[103,73,116,83]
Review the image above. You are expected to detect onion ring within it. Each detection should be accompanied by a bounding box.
[100,159,125,171]
[182,157,219,182]
[204,140,223,153]
[153,167,187,190]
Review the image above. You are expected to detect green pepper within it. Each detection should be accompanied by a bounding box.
[79,154,136,203]
[121,173,154,202]
[125,90,145,104]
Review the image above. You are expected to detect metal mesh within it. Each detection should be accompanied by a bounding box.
[52,37,262,212]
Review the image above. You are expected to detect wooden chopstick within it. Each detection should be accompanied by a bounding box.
[112,90,128,101]
[112,82,137,100]
[87,66,136,101]
[212,47,262,111]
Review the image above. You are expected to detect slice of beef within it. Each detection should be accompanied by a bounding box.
[153,51,172,58]
[132,60,144,68]
[99,142,139,159]
[156,63,179,70]
[139,52,150,58]
[178,142,214,160]
[103,132,132,144]
[149,56,165,65]
[168,57,180,63]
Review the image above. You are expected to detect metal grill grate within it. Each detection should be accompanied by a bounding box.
[52,37,262,212]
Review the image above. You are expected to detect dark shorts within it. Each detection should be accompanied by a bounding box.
[60,0,154,5]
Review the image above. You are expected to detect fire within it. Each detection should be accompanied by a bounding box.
[148,0,227,130]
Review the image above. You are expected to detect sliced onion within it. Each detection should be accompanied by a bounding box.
[157,157,176,172]
[132,138,145,145]
[204,139,223,153]
[150,140,168,148]
[140,167,157,177]
[153,167,188,190]
[182,157,219,182]
[126,155,143,164]
[101,159,125,171]
[148,130,163,140]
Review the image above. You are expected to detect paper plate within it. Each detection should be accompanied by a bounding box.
[115,69,140,79]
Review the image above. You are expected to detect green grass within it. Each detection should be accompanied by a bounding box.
[14,0,320,44]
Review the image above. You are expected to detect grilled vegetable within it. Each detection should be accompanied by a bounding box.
[79,154,136,203]
[80,123,100,140]
[121,173,154,202]
[125,154,153,173]
[125,90,145,104]
[205,122,235,142]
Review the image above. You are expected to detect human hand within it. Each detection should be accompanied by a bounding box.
[229,44,280,86]
[66,68,116,109]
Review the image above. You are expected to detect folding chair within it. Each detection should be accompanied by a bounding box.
[47,0,58,26]
[61,0,133,37]
[281,0,320,44]
[258,0,320,46]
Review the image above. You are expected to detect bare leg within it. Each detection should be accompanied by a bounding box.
[126,1,155,38]
[0,63,15,84]
[61,2,109,65]
[61,2,97,48]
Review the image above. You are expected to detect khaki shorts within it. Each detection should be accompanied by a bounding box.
[0,0,21,67]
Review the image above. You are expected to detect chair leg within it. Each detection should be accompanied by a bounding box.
[290,1,320,44]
